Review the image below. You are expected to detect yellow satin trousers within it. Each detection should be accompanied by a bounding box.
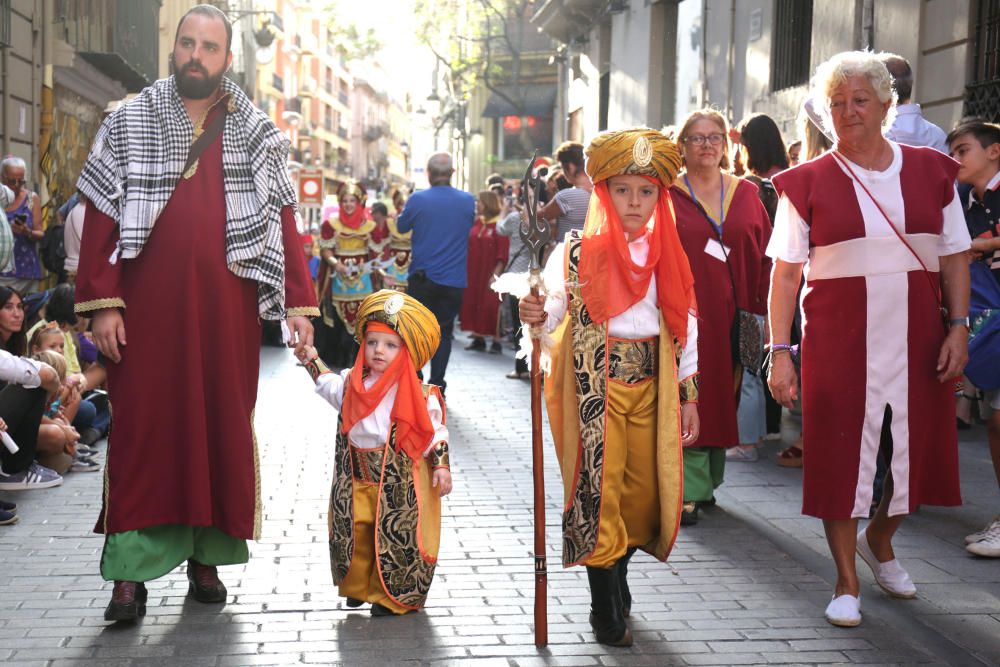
[338,481,409,614]
[585,377,660,568]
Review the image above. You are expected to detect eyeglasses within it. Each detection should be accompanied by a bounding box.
[1,178,25,186]
[683,133,726,146]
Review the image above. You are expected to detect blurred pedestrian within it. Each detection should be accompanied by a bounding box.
[537,141,593,247]
[74,4,317,622]
[732,113,790,451]
[768,51,970,627]
[380,189,412,291]
[671,109,772,523]
[397,153,476,395]
[880,53,948,153]
[460,190,508,353]
[0,157,43,295]
[520,128,699,647]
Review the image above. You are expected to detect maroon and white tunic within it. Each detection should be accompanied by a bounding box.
[769,142,970,520]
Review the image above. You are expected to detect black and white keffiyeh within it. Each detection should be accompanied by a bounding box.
[77,76,296,320]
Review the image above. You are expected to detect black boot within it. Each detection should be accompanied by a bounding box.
[586,566,632,647]
[617,547,637,618]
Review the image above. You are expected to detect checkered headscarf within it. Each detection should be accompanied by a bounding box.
[77,76,296,320]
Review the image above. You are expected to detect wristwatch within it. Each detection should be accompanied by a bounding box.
[949,317,970,329]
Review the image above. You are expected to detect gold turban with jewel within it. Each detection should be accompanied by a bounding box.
[585,127,682,188]
[354,289,441,369]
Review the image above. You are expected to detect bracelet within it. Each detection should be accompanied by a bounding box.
[430,442,450,469]
[303,356,330,382]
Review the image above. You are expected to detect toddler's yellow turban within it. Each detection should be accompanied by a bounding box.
[354,290,441,369]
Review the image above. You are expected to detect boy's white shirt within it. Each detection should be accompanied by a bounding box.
[315,368,448,454]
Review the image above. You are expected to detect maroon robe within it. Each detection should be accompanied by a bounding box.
[459,217,509,337]
[75,103,318,539]
[672,178,771,448]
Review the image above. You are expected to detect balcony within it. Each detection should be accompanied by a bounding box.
[54,0,160,91]
[283,97,303,125]
[338,126,349,140]
[338,90,350,106]
[364,122,389,142]
[299,77,316,98]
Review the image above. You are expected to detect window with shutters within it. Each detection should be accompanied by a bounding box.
[771,0,813,92]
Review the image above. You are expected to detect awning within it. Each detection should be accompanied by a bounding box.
[481,84,557,118]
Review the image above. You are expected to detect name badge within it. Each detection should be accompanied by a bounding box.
[704,238,732,263]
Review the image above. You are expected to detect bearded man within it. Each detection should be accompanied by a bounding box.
[74,5,318,622]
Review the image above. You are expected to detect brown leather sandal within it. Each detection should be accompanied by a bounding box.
[777,445,803,468]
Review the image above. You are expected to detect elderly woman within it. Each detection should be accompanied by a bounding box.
[767,52,970,627]
[670,110,772,522]
[0,157,43,295]
[520,128,699,647]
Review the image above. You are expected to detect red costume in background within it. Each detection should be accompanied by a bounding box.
[459,216,508,338]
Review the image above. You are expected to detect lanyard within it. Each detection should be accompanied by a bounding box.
[683,173,726,236]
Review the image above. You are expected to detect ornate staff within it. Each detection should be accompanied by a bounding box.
[519,152,553,648]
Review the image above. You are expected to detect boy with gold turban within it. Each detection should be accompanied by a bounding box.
[296,289,451,615]
[520,128,699,646]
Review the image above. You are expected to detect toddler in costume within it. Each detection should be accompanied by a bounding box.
[297,289,452,616]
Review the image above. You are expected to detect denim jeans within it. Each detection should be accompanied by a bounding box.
[405,272,463,392]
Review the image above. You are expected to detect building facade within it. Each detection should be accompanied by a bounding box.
[536,0,987,149]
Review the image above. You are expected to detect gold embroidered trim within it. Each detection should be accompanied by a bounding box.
[75,297,126,314]
[251,409,262,540]
[287,306,321,318]
[679,374,700,403]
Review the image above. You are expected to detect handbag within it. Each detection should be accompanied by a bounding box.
[690,198,764,374]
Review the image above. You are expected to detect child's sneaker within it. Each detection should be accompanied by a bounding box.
[0,508,17,525]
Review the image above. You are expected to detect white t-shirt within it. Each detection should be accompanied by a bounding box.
[63,201,87,273]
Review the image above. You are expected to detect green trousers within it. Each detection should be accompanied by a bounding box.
[101,524,249,582]
[683,447,726,502]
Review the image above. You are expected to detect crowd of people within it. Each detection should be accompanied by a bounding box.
[0,3,996,647]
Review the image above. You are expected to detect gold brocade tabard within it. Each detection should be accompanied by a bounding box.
[328,385,443,610]
[544,232,685,567]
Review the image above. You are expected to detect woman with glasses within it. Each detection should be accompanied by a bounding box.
[0,157,43,295]
[669,109,772,526]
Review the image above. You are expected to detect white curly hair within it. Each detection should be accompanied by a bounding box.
[811,51,897,139]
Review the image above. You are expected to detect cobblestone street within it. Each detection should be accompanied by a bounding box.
[0,339,998,666]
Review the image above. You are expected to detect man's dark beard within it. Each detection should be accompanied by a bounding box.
[169,52,224,100]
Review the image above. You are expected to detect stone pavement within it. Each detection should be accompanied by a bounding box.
[0,337,998,666]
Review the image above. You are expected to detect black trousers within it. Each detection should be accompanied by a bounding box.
[406,272,463,392]
[0,384,49,474]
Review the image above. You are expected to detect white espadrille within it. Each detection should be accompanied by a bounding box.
[825,594,861,627]
[856,527,917,599]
